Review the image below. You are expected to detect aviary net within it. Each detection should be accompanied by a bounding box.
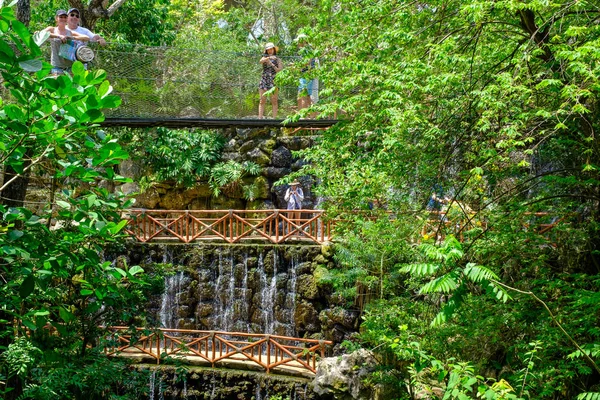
[86,43,310,119]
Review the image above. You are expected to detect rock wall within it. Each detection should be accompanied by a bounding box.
[121,243,358,343]
[142,365,321,400]
[119,127,319,211]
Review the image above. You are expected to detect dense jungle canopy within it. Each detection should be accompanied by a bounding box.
[1,0,600,399]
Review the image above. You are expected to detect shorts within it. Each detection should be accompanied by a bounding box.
[298,78,314,97]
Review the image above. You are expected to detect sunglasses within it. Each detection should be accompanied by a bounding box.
[69,13,79,18]
[58,15,67,18]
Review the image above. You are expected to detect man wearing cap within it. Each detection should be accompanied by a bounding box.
[66,8,107,46]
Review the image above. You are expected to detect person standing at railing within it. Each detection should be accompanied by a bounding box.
[66,8,107,46]
[295,34,319,110]
[284,180,304,233]
[258,42,283,119]
[41,9,91,76]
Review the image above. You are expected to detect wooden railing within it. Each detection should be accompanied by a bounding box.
[124,209,333,245]
[103,327,332,376]
[124,209,568,245]
[420,211,568,243]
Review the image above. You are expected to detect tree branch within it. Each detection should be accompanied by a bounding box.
[491,279,600,376]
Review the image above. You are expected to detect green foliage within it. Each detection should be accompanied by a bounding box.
[0,4,153,398]
[95,0,175,45]
[209,160,262,200]
[120,126,262,198]
[401,237,509,326]
[135,127,225,187]
[321,217,416,307]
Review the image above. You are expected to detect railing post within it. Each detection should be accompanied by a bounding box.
[185,210,190,243]
[266,334,271,374]
[210,331,215,367]
[228,210,233,242]
[274,210,279,242]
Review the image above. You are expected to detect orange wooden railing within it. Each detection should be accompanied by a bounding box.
[124,209,333,245]
[103,326,332,375]
[420,211,568,243]
[124,209,567,245]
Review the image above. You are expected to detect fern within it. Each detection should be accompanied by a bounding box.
[420,273,459,294]
[400,263,439,276]
[463,263,498,282]
[209,160,262,198]
[578,393,600,400]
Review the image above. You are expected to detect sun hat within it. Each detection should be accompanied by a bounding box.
[290,180,300,186]
[56,9,68,16]
[264,42,279,52]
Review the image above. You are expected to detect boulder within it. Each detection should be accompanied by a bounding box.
[247,148,271,166]
[312,349,378,399]
[271,146,293,167]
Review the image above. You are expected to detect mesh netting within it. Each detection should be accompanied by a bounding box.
[85,43,306,119]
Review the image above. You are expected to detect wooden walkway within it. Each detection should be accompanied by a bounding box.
[124,209,567,245]
[103,327,332,379]
[124,209,333,245]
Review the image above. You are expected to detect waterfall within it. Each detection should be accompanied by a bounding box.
[159,271,188,329]
[261,250,278,334]
[155,245,312,337]
[214,248,236,332]
[158,372,164,400]
[255,383,262,400]
[285,254,298,337]
[149,369,156,400]
[241,254,250,332]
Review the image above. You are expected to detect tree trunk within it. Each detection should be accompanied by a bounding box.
[69,0,129,31]
[1,166,31,208]
[16,0,30,26]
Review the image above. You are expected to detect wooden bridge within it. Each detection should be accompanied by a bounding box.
[125,209,572,244]
[123,209,567,245]
[103,327,332,378]
[124,209,334,245]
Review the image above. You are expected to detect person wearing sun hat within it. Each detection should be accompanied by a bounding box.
[284,179,304,233]
[258,42,283,119]
[284,180,304,210]
[41,9,90,75]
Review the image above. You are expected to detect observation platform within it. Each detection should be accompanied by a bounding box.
[61,42,336,121]
[101,117,339,129]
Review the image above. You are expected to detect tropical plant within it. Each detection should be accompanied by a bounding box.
[0,3,155,398]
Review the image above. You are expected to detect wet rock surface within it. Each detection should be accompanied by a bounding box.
[123,244,349,340]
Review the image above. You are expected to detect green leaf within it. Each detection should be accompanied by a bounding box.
[19,275,35,298]
[59,307,75,322]
[80,289,94,296]
[7,230,23,241]
[56,200,71,209]
[18,58,42,72]
[22,319,37,331]
[128,265,144,276]
[72,61,85,76]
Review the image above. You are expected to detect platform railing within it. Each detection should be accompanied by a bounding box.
[103,326,332,375]
[124,209,333,244]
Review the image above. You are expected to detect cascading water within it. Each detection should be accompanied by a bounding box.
[284,254,298,337]
[159,271,189,329]
[155,246,311,336]
[266,249,278,334]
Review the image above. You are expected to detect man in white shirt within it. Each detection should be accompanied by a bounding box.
[66,8,107,46]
